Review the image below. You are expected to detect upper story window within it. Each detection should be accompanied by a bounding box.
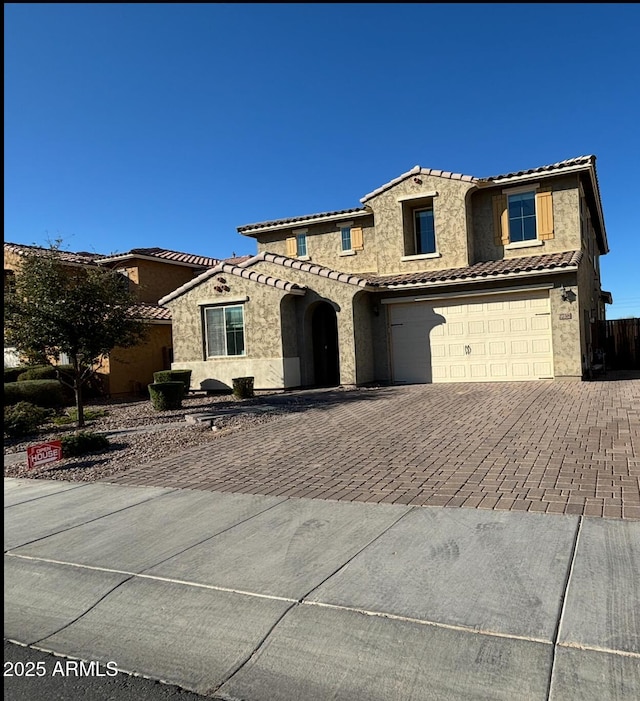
[399,192,441,260]
[507,191,537,242]
[286,230,309,258]
[296,233,308,257]
[414,206,436,254]
[340,226,352,252]
[204,304,245,357]
[494,184,554,248]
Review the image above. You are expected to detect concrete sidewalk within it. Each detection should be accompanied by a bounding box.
[4,477,639,700]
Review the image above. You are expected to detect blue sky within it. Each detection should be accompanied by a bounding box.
[4,3,639,319]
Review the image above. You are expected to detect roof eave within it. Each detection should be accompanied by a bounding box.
[383,264,580,291]
[98,253,218,269]
[478,161,594,187]
[238,209,372,237]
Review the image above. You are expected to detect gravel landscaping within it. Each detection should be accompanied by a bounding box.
[3,386,366,483]
[3,390,298,482]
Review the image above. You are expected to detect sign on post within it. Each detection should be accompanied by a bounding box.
[27,441,63,470]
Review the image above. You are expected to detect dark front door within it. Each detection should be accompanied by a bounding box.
[312,303,339,387]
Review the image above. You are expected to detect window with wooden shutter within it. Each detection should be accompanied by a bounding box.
[492,194,510,246]
[536,190,554,240]
[286,237,297,257]
[351,226,364,250]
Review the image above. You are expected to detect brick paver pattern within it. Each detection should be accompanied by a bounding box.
[106,379,640,520]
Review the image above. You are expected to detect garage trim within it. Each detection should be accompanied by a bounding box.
[381,282,553,305]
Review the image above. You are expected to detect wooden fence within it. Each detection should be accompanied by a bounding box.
[592,318,640,370]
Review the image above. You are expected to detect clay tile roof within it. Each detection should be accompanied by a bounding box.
[237,207,370,234]
[158,259,307,305]
[97,247,222,268]
[129,303,172,321]
[366,251,583,288]
[223,254,252,266]
[482,155,595,182]
[360,165,478,203]
[4,241,103,265]
[250,251,374,288]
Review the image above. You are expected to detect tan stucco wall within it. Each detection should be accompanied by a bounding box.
[365,175,477,274]
[255,215,377,274]
[549,273,582,380]
[167,259,374,389]
[167,270,294,390]
[4,249,23,275]
[108,258,201,304]
[247,259,369,386]
[470,174,582,264]
[98,324,173,396]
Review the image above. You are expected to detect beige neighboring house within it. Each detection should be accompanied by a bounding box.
[4,243,248,395]
[160,155,612,390]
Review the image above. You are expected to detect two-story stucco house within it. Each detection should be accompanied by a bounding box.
[161,155,611,390]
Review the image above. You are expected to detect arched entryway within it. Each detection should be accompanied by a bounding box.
[312,302,340,387]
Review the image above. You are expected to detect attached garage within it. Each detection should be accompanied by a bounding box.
[388,288,554,383]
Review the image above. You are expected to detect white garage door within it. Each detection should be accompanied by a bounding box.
[389,289,554,383]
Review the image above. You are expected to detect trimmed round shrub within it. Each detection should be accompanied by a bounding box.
[4,402,52,438]
[16,364,57,381]
[153,369,192,394]
[169,370,192,393]
[4,365,33,383]
[17,364,75,383]
[4,380,75,408]
[60,431,109,457]
[148,381,184,410]
[232,376,254,399]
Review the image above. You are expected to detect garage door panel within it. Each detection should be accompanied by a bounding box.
[511,340,529,355]
[390,290,554,384]
[531,316,550,331]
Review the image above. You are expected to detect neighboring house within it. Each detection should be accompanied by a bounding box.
[159,155,611,389]
[4,243,248,394]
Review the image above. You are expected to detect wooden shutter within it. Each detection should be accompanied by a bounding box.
[286,236,297,257]
[492,194,509,246]
[536,190,554,240]
[351,227,364,250]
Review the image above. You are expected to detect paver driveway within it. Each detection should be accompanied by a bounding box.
[107,379,640,520]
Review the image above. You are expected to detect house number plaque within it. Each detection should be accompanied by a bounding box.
[559,313,572,320]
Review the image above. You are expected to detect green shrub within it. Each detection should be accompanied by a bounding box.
[4,402,52,438]
[51,407,109,426]
[4,365,32,383]
[148,381,184,410]
[153,369,192,394]
[16,364,57,381]
[232,376,254,399]
[60,431,109,457]
[4,380,75,408]
[169,369,192,393]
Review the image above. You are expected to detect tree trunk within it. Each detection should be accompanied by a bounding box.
[72,355,85,428]
[75,382,85,428]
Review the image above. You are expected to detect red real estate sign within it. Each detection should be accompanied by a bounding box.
[27,441,63,470]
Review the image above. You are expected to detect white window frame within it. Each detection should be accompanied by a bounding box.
[204,304,246,358]
[503,183,540,246]
[296,233,307,257]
